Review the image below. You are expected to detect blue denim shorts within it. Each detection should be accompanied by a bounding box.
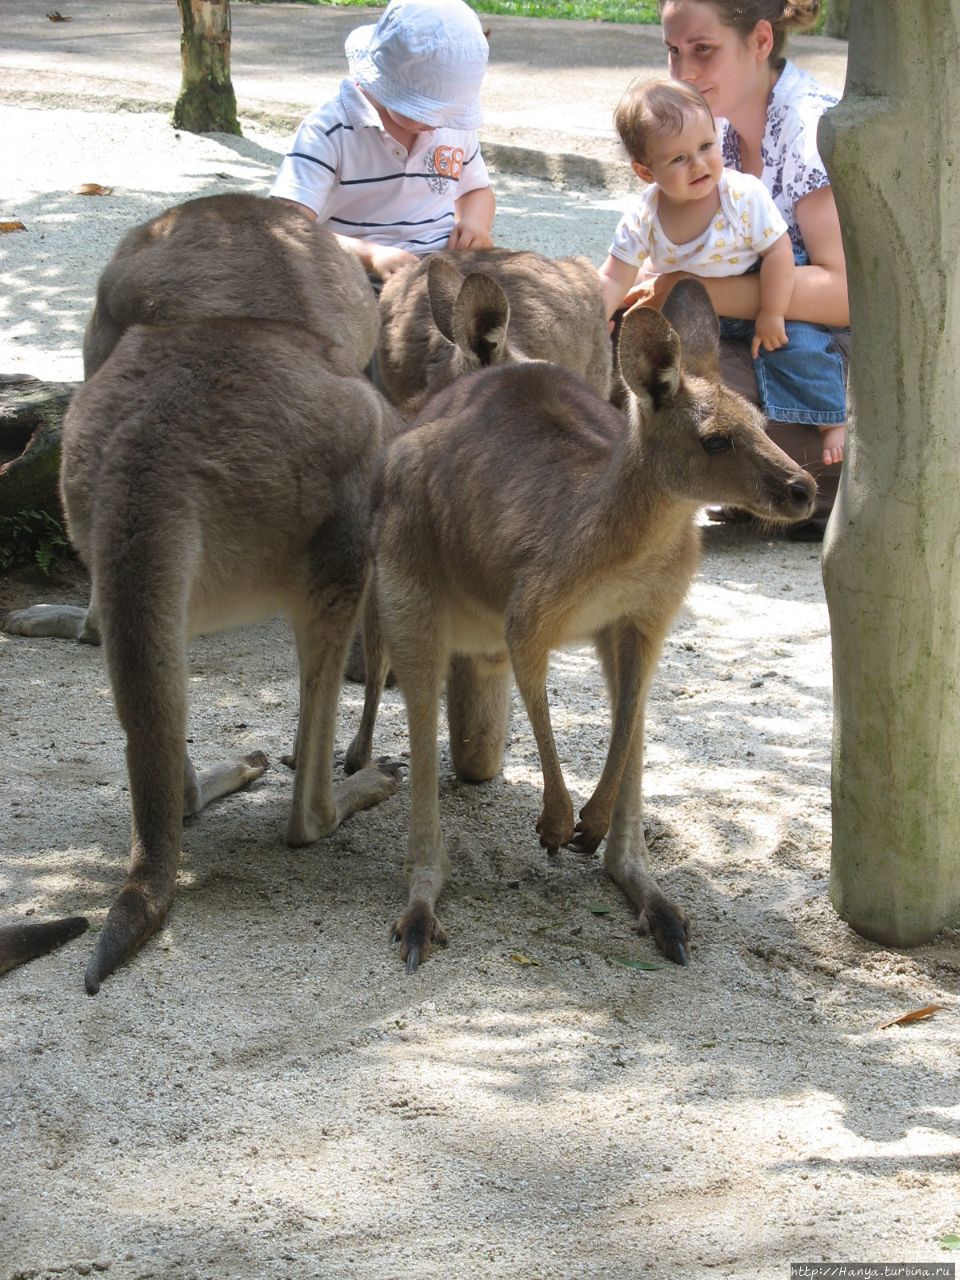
[719,316,847,425]
[717,246,848,426]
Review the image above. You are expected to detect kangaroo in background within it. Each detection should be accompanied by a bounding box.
[3,194,402,993]
[344,248,612,777]
[371,281,816,971]
[374,247,612,413]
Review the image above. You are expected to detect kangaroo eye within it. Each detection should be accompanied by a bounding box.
[702,434,732,454]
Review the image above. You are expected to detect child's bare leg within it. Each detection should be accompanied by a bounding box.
[820,423,846,466]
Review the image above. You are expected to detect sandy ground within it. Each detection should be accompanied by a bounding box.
[2,104,959,1280]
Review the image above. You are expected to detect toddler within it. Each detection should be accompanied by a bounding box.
[598,78,845,465]
[271,0,495,282]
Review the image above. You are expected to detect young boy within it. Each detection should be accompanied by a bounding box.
[271,0,495,283]
[598,77,844,466]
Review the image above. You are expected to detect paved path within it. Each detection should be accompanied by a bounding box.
[1,0,848,188]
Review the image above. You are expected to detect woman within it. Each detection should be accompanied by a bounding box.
[642,0,848,538]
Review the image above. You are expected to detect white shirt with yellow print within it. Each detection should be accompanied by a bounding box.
[609,169,788,278]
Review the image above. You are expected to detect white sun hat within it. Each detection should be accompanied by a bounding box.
[345,0,489,131]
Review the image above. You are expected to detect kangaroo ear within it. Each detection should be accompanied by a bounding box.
[617,304,682,408]
[452,272,511,367]
[426,255,466,342]
[660,278,721,381]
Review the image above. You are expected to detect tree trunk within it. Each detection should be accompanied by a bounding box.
[0,376,76,519]
[825,0,849,39]
[173,0,240,136]
[819,2,960,945]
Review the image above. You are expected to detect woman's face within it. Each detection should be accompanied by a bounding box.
[661,1,771,122]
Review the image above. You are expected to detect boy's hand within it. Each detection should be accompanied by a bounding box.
[447,220,493,250]
[752,312,789,359]
[368,244,418,279]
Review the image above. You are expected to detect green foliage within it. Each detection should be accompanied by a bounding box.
[0,508,71,576]
[309,0,661,20]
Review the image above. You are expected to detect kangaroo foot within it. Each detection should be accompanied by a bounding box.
[1,603,98,642]
[334,757,405,819]
[0,916,89,976]
[638,894,690,966]
[393,901,447,973]
[84,884,173,995]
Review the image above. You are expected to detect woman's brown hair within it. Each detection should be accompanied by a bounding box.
[659,1,822,64]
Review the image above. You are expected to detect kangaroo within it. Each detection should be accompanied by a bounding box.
[2,192,380,645]
[4,194,402,993]
[344,248,612,776]
[372,280,816,971]
[374,247,612,412]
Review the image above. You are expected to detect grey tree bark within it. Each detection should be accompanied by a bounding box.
[819,2,960,944]
[825,0,849,40]
[173,0,240,135]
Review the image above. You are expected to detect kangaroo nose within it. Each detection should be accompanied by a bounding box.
[789,479,815,505]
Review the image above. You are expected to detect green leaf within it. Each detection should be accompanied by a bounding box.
[608,955,672,971]
[585,903,611,915]
[941,1234,960,1251]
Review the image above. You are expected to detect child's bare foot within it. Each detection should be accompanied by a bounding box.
[820,423,845,466]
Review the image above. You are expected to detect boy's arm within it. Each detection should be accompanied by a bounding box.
[597,254,643,322]
[271,197,416,278]
[333,234,418,279]
[752,232,795,358]
[448,186,496,250]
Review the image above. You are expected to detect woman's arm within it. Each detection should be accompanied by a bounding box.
[632,186,850,328]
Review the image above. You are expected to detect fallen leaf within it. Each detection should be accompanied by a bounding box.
[940,1234,960,1250]
[585,903,612,915]
[608,956,672,971]
[877,1004,943,1030]
[47,10,72,20]
[0,219,27,234]
[72,183,113,196]
[510,952,540,967]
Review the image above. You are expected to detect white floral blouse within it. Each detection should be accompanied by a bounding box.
[719,59,838,257]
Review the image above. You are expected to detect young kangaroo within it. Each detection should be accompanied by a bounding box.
[374,280,816,970]
[344,248,612,776]
[5,194,402,993]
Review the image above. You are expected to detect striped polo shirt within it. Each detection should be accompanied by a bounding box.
[270,78,491,255]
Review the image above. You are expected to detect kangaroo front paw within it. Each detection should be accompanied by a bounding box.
[569,806,609,854]
[392,901,447,973]
[536,802,575,855]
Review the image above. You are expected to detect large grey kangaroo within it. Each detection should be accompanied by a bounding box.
[373,281,817,971]
[4,194,402,992]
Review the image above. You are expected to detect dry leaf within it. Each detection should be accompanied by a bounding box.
[46,10,72,19]
[877,1004,943,1030]
[72,183,113,197]
[0,219,27,234]
[510,952,540,967]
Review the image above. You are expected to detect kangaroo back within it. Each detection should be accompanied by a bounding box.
[82,193,379,380]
